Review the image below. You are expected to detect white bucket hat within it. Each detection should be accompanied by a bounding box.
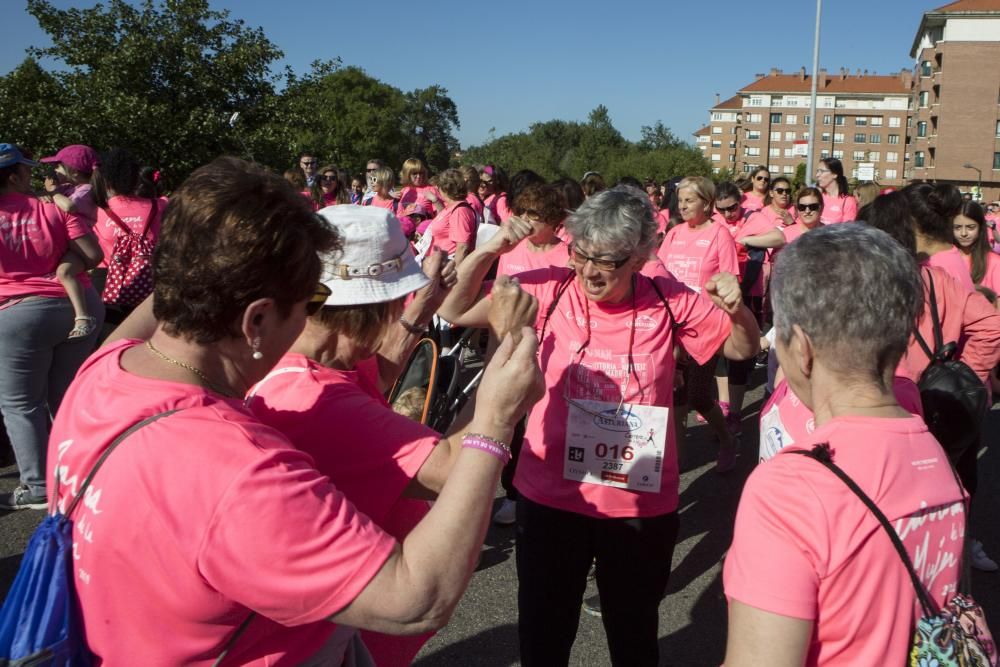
[319,206,430,306]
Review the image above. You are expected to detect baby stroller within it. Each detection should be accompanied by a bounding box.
[387,329,484,434]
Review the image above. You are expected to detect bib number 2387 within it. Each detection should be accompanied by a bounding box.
[563,399,668,493]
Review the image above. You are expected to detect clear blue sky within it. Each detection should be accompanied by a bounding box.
[2,0,929,149]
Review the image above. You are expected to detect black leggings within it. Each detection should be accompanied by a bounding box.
[676,356,717,415]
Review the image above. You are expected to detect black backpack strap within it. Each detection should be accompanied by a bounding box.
[647,275,686,334]
[212,612,256,667]
[59,410,181,519]
[787,444,942,617]
[913,268,948,363]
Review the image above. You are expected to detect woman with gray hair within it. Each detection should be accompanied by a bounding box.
[724,224,967,666]
[439,185,759,666]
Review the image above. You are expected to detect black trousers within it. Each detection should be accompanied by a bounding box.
[515,496,679,667]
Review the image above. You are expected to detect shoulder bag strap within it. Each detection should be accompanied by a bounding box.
[647,275,686,334]
[212,612,256,667]
[60,409,182,519]
[787,445,941,617]
[913,269,944,362]
[138,198,158,239]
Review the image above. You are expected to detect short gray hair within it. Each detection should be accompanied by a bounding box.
[564,185,658,259]
[771,224,923,384]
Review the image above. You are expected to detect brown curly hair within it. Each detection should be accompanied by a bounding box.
[513,184,566,225]
[152,157,340,344]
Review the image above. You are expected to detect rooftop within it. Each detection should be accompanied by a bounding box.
[739,68,911,95]
[712,95,742,110]
[932,0,1000,12]
[913,0,1000,55]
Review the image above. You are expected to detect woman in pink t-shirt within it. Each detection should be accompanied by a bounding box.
[725,224,966,667]
[496,184,569,276]
[61,157,547,665]
[312,164,350,209]
[953,199,1000,295]
[425,168,477,265]
[900,182,977,292]
[0,143,104,511]
[741,166,770,212]
[815,157,858,223]
[658,176,741,470]
[398,158,442,220]
[439,186,759,666]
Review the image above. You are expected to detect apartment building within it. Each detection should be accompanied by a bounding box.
[910,0,1000,201]
[697,68,913,187]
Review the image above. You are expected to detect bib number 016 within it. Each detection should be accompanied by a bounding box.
[595,443,634,460]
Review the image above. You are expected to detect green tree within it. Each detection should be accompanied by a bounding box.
[1,0,284,182]
[401,85,460,173]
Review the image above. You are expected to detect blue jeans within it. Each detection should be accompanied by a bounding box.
[0,290,104,496]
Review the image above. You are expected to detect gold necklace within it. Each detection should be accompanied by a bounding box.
[145,340,239,398]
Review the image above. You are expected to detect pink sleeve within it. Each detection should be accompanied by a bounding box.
[62,210,90,240]
[842,195,858,222]
[957,289,1000,383]
[658,276,733,365]
[449,207,477,245]
[199,446,397,626]
[717,227,739,276]
[723,460,824,620]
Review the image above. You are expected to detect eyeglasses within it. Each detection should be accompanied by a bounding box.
[815,168,831,175]
[796,203,821,212]
[321,174,336,181]
[716,203,740,215]
[366,167,378,173]
[479,178,493,186]
[300,160,318,166]
[772,187,791,195]
[755,175,770,182]
[569,244,631,272]
[306,283,332,316]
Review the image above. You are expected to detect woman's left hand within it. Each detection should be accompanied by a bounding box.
[705,272,743,315]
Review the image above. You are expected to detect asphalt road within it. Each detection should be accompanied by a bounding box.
[2,372,998,667]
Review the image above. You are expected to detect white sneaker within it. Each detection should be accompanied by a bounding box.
[493,499,516,525]
[971,540,999,572]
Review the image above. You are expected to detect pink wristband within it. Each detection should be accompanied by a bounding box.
[462,434,512,465]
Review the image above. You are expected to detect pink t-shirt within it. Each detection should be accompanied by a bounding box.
[658,220,738,292]
[927,245,976,293]
[736,208,787,296]
[93,196,165,269]
[366,194,397,212]
[978,250,1000,295]
[494,193,512,223]
[741,191,766,212]
[497,239,569,276]
[655,209,672,235]
[428,201,476,255]
[247,353,439,667]
[820,193,858,224]
[466,192,485,220]
[66,183,98,228]
[507,267,732,518]
[0,192,91,300]
[398,185,441,218]
[48,340,396,666]
[779,221,820,245]
[899,266,1000,385]
[758,377,923,463]
[725,415,965,667]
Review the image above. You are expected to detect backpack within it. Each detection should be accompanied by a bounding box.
[789,445,996,667]
[0,411,253,666]
[101,200,158,308]
[912,269,989,462]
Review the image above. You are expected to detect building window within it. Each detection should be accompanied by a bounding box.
[920,61,932,77]
[729,140,737,148]
[711,140,722,148]
[996,120,1000,137]
[747,130,761,140]
[869,151,880,162]
[869,134,881,144]
[919,91,929,108]
[853,150,865,161]
[887,151,899,163]
[769,147,781,157]
[821,132,831,142]
[917,121,927,138]
[885,169,898,179]
[915,151,925,167]
[783,148,795,158]
[749,95,766,107]
[889,117,901,128]
[871,116,883,127]
[748,113,762,124]
[711,154,721,161]
[856,117,868,126]
[834,115,846,126]
[803,115,811,125]
[803,132,810,141]
[745,147,761,157]
[712,126,722,134]
[729,155,735,162]
[888,134,900,144]
[823,114,833,125]
[768,164,779,173]
[784,131,796,141]
[854,133,867,143]
[833,150,844,159]
[994,152,1000,169]
[786,115,798,125]
[711,112,724,121]
[834,133,845,144]
[783,165,795,174]
[770,113,782,124]
[820,149,830,159]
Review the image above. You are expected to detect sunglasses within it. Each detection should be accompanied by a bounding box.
[479,178,493,186]
[772,187,791,195]
[796,203,821,212]
[755,176,770,182]
[366,167,378,173]
[321,174,336,181]
[300,160,318,166]
[717,203,740,215]
[306,283,332,316]
[569,244,631,272]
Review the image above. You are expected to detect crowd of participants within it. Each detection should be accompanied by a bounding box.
[1,139,1000,666]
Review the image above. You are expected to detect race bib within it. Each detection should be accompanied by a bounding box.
[563,399,668,493]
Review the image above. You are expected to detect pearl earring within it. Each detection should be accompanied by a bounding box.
[251,337,263,360]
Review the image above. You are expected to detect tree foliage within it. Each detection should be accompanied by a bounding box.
[462,109,712,183]
[0,0,461,184]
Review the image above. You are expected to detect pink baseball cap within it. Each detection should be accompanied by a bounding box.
[40,144,100,174]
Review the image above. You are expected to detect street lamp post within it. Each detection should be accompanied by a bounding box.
[963,162,982,200]
[806,0,822,185]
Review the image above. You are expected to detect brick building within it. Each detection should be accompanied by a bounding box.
[910,0,1000,201]
[696,69,913,187]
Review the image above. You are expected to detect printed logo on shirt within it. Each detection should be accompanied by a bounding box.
[664,255,704,290]
[695,239,711,247]
[627,315,658,330]
[564,310,597,329]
